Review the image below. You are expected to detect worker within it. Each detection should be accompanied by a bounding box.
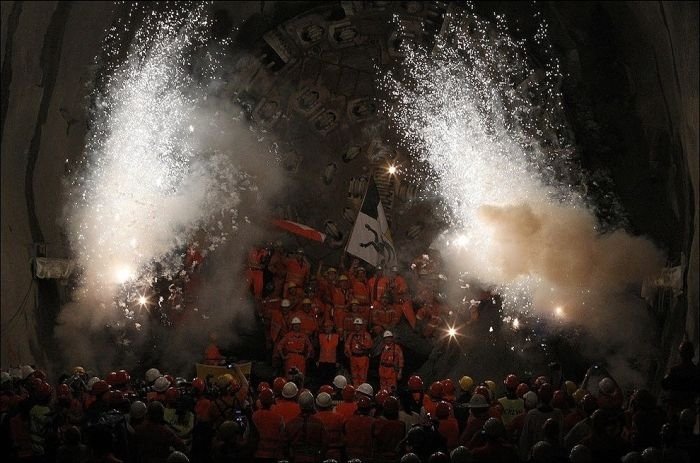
[286,283,303,310]
[344,396,376,460]
[285,391,327,462]
[424,382,444,417]
[317,320,340,386]
[314,392,345,460]
[343,300,368,336]
[284,249,310,297]
[371,293,401,336]
[267,241,288,297]
[275,317,314,375]
[435,401,460,451]
[208,376,246,433]
[442,379,457,403]
[372,395,406,462]
[252,387,285,461]
[459,394,491,448]
[317,266,338,303]
[261,297,282,349]
[247,245,269,300]
[334,384,358,421]
[378,331,404,392]
[387,265,409,300]
[345,318,373,386]
[416,298,444,338]
[368,265,389,303]
[350,267,370,304]
[269,299,291,348]
[290,298,319,340]
[271,382,301,425]
[498,374,525,428]
[204,333,225,366]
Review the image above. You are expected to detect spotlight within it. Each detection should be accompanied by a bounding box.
[138,295,148,307]
[387,165,397,175]
[448,327,457,337]
[115,266,133,284]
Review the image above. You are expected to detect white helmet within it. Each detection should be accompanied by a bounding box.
[383,330,394,338]
[281,299,291,308]
[145,368,161,383]
[353,318,363,325]
[87,377,101,391]
[153,376,170,392]
[282,381,298,399]
[130,400,147,420]
[1,372,11,384]
[523,391,539,408]
[357,383,374,397]
[167,451,190,463]
[20,365,35,379]
[333,375,347,389]
[298,390,315,411]
[598,377,615,394]
[291,317,301,324]
[316,392,333,408]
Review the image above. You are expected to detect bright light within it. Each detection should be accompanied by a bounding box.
[554,306,564,318]
[512,318,520,329]
[387,165,397,175]
[448,327,457,337]
[114,266,134,284]
[138,295,148,306]
[454,234,468,248]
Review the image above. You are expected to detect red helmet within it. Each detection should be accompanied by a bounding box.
[429,381,444,399]
[384,395,399,414]
[165,375,175,386]
[257,382,270,394]
[342,384,356,402]
[441,379,456,396]
[57,383,71,399]
[429,451,450,463]
[106,371,119,386]
[32,370,48,381]
[581,393,598,414]
[109,390,125,406]
[30,377,44,391]
[408,375,424,392]
[35,381,53,400]
[165,387,180,405]
[534,375,548,389]
[259,388,275,407]
[357,395,372,410]
[375,389,389,406]
[552,390,567,409]
[192,377,206,394]
[516,383,529,398]
[538,383,553,404]
[273,377,286,395]
[319,384,335,395]
[504,374,519,390]
[436,400,452,419]
[475,385,490,402]
[92,380,111,396]
[115,370,130,385]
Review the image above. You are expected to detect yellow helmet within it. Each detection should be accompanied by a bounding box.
[572,388,587,403]
[459,375,474,392]
[484,380,497,394]
[564,380,577,396]
[216,374,234,389]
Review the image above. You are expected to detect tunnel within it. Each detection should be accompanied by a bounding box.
[0,1,698,461]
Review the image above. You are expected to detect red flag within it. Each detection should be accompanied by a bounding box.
[272,219,326,243]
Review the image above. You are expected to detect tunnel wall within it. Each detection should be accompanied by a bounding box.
[1,1,697,374]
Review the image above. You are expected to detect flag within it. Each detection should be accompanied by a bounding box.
[272,219,326,243]
[346,178,397,268]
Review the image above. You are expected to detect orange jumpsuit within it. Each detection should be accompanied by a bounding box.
[204,343,224,365]
[368,275,390,303]
[267,250,287,297]
[324,306,346,338]
[318,333,339,364]
[269,308,289,346]
[417,301,443,337]
[345,414,376,460]
[289,310,319,339]
[334,401,357,421]
[437,417,460,450]
[252,408,286,459]
[345,330,373,386]
[350,278,370,304]
[276,331,314,375]
[378,342,404,391]
[284,257,310,296]
[316,409,345,459]
[388,275,409,300]
[370,304,401,336]
[246,247,268,299]
[271,399,301,425]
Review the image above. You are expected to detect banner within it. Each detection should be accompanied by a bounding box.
[272,219,326,243]
[195,362,251,401]
[346,178,397,268]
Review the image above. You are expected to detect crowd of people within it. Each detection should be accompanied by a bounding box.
[1,343,698,463]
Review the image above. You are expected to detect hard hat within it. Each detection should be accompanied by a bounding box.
[167,451,190,463]
[383,330,394,338]
[20,365,35,379]
[375,389,389,406]
[333,375,347,389]
[357,267,366,272]
[534,375,548,389]
[504,374,519,390]
[153,376,170,392]
[436,401,451,419]
[338,275,349,281]
[450,447,470,463]
[109,390,125,407]
[484,380,497,395]
[376,265,383,271]
[0,372,11,384]
[316,392,333,408]
[598,377,615,394]
[564,380,577,396]
[441,379,456,396]
[428,451,450,463]
[408,375,424,392]
[483,417,506,438]
[273,377,286,394]
[302,298,312,304]
[192,377,206,394]
[429,381,444,399]
[298,390,315,411]
[34,381,53,400]
[57,383,71,399]
[390,265,399,272]
[342,384,356,402]
[257,381,271,393]
[145,368,161,383]
[353,318,363,325]
[581,394,598,414]
[287,282,297,289]
[281,299,291,307]
[92,380,111,396]
[106,372,118,386]
[291,317,301,324]
[538,383,553,404]
[474,385,490,401]
[516,383,529,398]
[282,381,298,399]
[319,384,334,395]
[384,395,399,413]
[327,267,338,273]
[350,298,360,305]
[458,376,473,392]
[296,248,304,254]
[468,394,489,408]
[357,383,374,397]
[72,366,86,375]
[87,377,101,390]
[115,370,130,385]
[523,391,539,408]
[552,390,567,409]
[357,395,372,410]
[572,388,587,402]
[569,444,592,463]
[219,420,241,441]
[130,400,147,420]
[259,388,275,407]
[165,387,180,405]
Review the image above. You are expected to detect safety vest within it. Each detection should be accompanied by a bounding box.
[380,343,404,369]
[252,408,285,459]
[368,276,389,302]
[285,258,309,285]
[351,279,370,303]
[497,397,524,426]
[346,331,372,356]
[279,332,310,355]
[318,333,339,363]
